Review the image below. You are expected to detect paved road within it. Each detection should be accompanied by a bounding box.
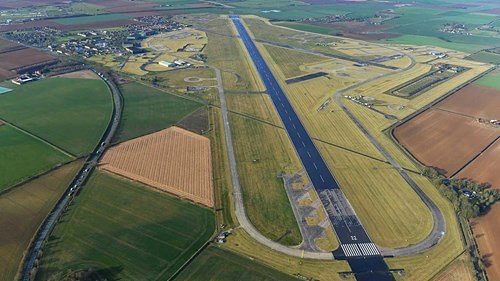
[20,69,123,281]
[213,66,333,259]
[230,16,393,280]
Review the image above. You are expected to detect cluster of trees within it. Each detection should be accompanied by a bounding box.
[423,167,500,219]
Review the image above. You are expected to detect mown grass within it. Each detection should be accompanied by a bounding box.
[0,125,71,192]
[227,93,303,245]
[223,228,350,280]
[175,246,298,281]
[475,70,500,90]
[263,44,329,78]
[0,77,112,156]
[0,160,83,281]
[205,17,263,92]
[229,111,302,246]
[114,82,202,143]
[36,171,215,281]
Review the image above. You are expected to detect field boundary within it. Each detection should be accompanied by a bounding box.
[0,157,82,197]
[451,137,500,178]
[10,159,83,281]
[386,65,496,172]
[0,118,76,158]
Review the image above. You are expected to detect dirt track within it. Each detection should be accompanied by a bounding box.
[100,126,214,207]
[473,204,500,281]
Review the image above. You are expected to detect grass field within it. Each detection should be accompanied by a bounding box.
[114,82,202,143]
[275,21,337,36]
[0,125,72,192]
[384,35,485,54]
[205,17,263,92]
[54,13,129,25]
[263,44,329,78]
[0,160,82,281]
[0,77,112,156]
[229,110,302,246]
[467,51,500,65]
[223,228,350,280]
[175,246,298,281]
[36,171,215,281]
[475,70,500,90]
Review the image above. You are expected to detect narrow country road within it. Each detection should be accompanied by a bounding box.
[20,69,123,281]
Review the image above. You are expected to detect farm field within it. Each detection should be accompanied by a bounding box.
[53,13,130,25]
[0,48,57,71]
[456,140,500,189]
[114,82,202,143]
[0,77,112,156]
[472,204,500,281]
[0,125,71,192]
[35,171,215,281]
[0,160,82,281]
[432,253,474,281]
[476,70,500,90]
[394,109,498,176]
[0,39,57,80]
[101,126,214,207]
[175,246,298,281]
[436,84,500,120]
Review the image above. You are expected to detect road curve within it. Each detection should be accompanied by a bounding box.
[20,68,123,281]
[213,66,333,259]
[328,59,447,256]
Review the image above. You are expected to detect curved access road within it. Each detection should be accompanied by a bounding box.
[328,56,447,256]
[20,69,123,281]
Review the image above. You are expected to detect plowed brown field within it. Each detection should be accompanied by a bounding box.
[0,48,56,71]
[456,139,500,189]
[394,109,498,176]
[100,126,213,207]
[437,84,500,120]
[473,204,500,281]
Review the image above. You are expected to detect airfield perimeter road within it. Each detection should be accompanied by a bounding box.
[20,69,122,281]
[231,16,393,280]
[214,66,333,259]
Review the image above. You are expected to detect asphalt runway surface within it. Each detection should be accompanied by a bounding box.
[231,15,393,280]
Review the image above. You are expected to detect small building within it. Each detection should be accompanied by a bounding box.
[11,73,39,85]
[159,61,176,67]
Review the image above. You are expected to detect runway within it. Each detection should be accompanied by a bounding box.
[230,15,394,280]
